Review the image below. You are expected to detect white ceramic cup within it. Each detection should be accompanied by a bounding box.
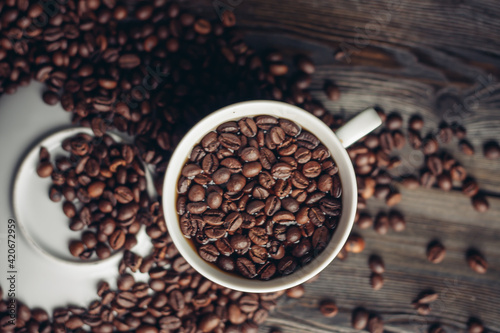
[163,101,382,293]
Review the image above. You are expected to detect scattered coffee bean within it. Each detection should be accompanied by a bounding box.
[459,139,475,155]
[352,307,369,330]
[345,234,365,253]
[368,255,385,274]
[427,241,446,264]
[483,141,500,159]
[370,273,384,290]
[286,285,305,298]
[319,299,338,317]
[467,318,484,333]
[466,249,488,274]
[471,194,489,213]
[324,81,340,101]
[367,315,384,333]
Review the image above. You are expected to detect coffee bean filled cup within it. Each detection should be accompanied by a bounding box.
[163,101,382,292]
[178,115,342,280]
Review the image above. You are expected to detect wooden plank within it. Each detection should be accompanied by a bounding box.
[184,1,500,332]
[145,1,500,332]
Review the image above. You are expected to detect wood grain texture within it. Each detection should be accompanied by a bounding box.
[183,0,500,332]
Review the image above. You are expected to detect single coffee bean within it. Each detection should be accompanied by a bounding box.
[217,256,235,272]
[388,210,405,232]
[345,234,365,253]
[69,240,85,257]
[483,141,500,159]
[427,241,446,264]
[386,112,403,130]
[238,118,258,137]
[324,82,340,101]
[450,164,467,181]
[368,255,385,274]
[368,316,384,333]
[109,229,126,250]
[409,114,424,131]
[236,257,257,278]
[467,318,484,333]
[49,186,62,202]
[240,146,260,162]
[242,162,262,178]
[459,139,475,155]
[286,285,305,298]
[319,300,338,317]
[352,308,369,330]
[466,250,488,274]
[437,173,452,191]
[37,160,53,178]
[426,155,443,175]
[249,245,268,264]
[370,273,384,290]
[462,178,479,197]
[199,244,220,262]
[471,194,489,213]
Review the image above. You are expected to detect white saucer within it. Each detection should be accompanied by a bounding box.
[12,127,152,265]
[0,82,153,311]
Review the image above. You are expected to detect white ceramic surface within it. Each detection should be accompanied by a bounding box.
[0,83,153,311]
[163,100,382,293]
[12,127,151,265]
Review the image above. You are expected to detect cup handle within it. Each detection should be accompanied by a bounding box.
[335,108,383,148]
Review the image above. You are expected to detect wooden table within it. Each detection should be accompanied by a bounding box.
[186,1,500,332]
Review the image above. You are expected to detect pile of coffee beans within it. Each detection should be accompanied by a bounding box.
[0,226,284,333]
[177,116,342,280]
[37,133,150,260]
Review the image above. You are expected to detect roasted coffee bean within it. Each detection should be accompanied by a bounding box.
[483,141,500,159]
[37,160,53,178]
[422,137,439,155]
[437,173,452,191]
[69,240,85,257]
[459,139,475,155]
[242,162,262,178]
[199,244,220,262]
[368,255,385,274]
[462,178,479,197]
[467,318,484,333]
[324,82,340,101]
[213,168,231,184]
[345,234,365,253]
[370,273,384,290]
[319,300,338,317]
[286,285,305,298]
[236,257,257,278]
[352,308,369,330]
[277,256,297,275]
[466,250,488,274]
[238,118,258,137]
[420,171,436,188]
[368,316,384,333]
[450,164,467,181]
[388,210,405,232]
[472,194,489,213]
[409,115,424,131]
[427,241,446,264]
[217,256,235,272]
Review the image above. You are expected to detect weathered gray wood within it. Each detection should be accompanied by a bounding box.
[183,1,500,332]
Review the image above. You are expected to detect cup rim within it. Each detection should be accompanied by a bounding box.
[163,100,357,293]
